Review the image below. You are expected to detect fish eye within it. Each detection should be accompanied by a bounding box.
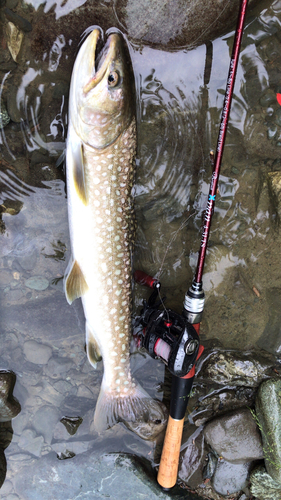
[108,71,119,87]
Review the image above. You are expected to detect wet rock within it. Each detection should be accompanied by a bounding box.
[255,378,281,484]
[0,100,10,128]
[114,0,258,49]
[6,84,24,123]
[212,459,251,496]
[250,466,281,500]
[32,405,60,444]
[52,440,92,456]
[0,371,21,422]
[0,269,13,286]
[4,8,32,32]
[6,21,23,62]
[0,449,6,489]
[60,416,83,436]
[18,429,44,457]
[178,427,206,488]
[120,400,167,441]
[13,451,193,500]
[204,408,263,463]
[44,356,74,379]
[257,288,281,354]
[267,171,281,221]
[196,348,278,387]
[15,246,38,271]
[24,276,49,291]
[23,340,52,365]
[57,450,75,460]
[190,385,257,427]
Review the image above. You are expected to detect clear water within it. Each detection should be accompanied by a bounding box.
[0,0,280,497]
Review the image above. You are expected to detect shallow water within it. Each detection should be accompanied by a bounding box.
[0,0,281,497]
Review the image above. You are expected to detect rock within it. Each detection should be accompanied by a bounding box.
[0,371,21,422]
[178,427,206,488]
[24,276,49,291]
[190,385,257,427]
[18,429,44,457]
[6,22,23,62]
[255,378,281,483]
[32,405,60,444]
[23,340,52,365]
[60,416,83,436]
[0,269,13,286]
[44,356,74,379]
[196,348,278,387]
[4,8,32,32]
[0,449,6,489]
[250,466,281,499]
[267,172,281,221]
[212,459,251,496]
[204,408,263,464]
[13,451,192,500]
[114,0,258,49]
[0,100,10,128]
[52,440,93,456]
[15,246,38,271]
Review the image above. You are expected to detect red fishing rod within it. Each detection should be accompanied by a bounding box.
[135,0,249,490]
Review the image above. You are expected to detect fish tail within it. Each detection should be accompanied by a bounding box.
[93,381,166,435]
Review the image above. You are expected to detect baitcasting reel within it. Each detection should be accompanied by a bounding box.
[134,271,200,378]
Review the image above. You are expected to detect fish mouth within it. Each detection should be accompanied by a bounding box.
[83,29,119,94]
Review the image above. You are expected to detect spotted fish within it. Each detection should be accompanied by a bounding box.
[64,27,166,435]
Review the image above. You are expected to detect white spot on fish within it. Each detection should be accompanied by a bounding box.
[118,279,123,284]
[101,263,107,273]
[124,380,129,384]
[111,175,117,181]
[122,344,126,351]
[116,190,120,196]
[110,308,117,315]
[116,379,120,384]
[112,351,118,356]
[94,200,100,207]
[95,189,100,195]
[115,290,122,296]
[117,217,122,222]
[93,178,100,185]
[115,270,121,275]
[119,333,125,338]
[115,236,120,241]
[119,315,125,321]
[96,165,101,171]
[107,154,114,159]
[108,164,113,169]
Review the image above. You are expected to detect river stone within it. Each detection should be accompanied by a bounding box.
[178,427,206,488]
[204,408,263,464]
[18,429,44,457]
[250,466,281,499]
[23,340,52,365]
[24,276,49,291]
[212,459,251,496]
[32,405,60,444]
[255,378,281,484]
[0,371,21,422]
[267,172,281,220]
[13,451,200,500]
[196,348,278,387]
[114,0,258,49]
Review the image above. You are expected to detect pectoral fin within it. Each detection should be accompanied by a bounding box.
[67,124,88,205]
[64,259,88,304]
[86,323,102,368]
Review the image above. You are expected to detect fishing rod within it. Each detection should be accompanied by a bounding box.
[134,0,248,490]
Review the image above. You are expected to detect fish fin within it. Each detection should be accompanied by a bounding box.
[67,125,88,205]
[64,259,88,304]
[86,322,102,368]
[93,382,167,437]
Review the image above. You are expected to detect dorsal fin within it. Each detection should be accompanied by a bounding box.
[64,259,88,304]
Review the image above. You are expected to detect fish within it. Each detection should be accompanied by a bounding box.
[64,27,166,436]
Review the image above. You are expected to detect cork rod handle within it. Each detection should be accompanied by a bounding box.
[157,415,184,489]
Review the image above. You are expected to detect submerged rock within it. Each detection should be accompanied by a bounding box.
[114,0,259,49]
[0,371,21,422]
[178,427,206,489]
[60,416,83,436]
[255,378,281,484]
[250,466,281,500]
[212,459,251,496]
[204,408,263,464]
[196,348,278,387]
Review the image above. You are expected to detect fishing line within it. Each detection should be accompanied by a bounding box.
[155,210,196,281]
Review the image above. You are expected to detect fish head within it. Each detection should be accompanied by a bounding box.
[70,28,135,149]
